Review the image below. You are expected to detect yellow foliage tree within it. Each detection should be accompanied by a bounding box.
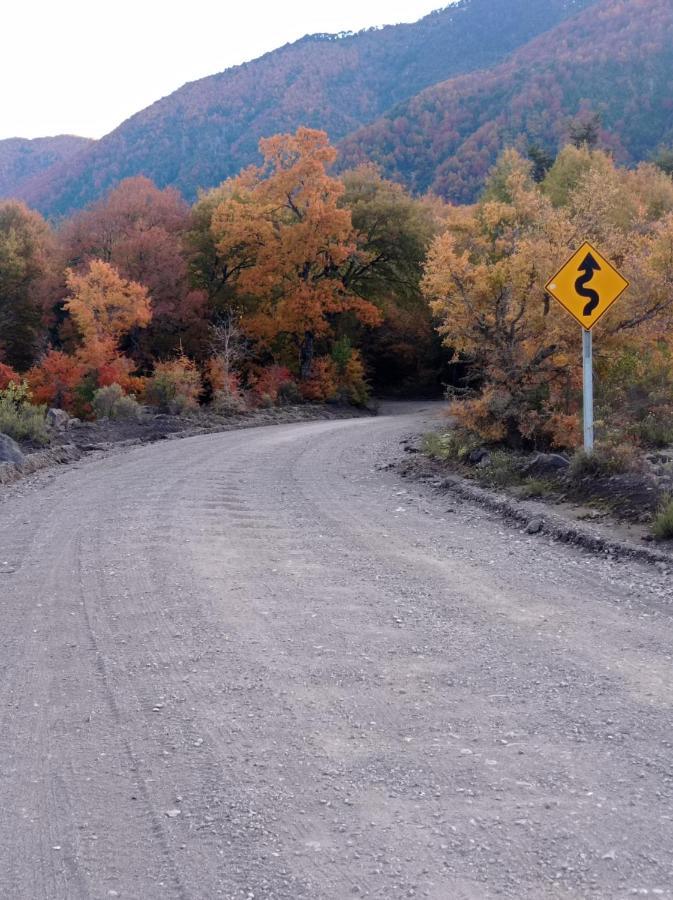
[423,148,673,449]
[64,259,152,355]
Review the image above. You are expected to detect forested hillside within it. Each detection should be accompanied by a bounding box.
[0,136,92,201]
[7,0,593,216]
[341,0,673,201]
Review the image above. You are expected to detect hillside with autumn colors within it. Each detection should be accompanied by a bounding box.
[341,0,673,200]
[4,0,592,216]
[0,136,92,202]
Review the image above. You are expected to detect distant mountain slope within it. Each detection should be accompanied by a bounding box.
[10,0,594,217]
[0,136,92,201]
[340,0,673,201]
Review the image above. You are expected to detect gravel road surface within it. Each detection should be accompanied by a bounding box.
[1,403,672,899]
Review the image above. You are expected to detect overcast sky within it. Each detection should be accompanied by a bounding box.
[2,1,447,141]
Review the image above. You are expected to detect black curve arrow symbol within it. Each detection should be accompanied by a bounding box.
[575,252,601,317]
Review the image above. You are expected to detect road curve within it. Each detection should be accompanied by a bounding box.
[1,404,672,900]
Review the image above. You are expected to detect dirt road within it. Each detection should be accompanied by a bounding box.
[1,404,671,899]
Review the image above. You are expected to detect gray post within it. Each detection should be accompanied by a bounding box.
[582,328,594,452]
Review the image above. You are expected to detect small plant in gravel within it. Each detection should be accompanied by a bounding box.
[92,384,142,420]
[423,429,482,463]
[652,498,673,541]
[0,381,49,444]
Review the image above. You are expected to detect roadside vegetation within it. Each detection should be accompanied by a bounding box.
[0,381,48,445]
[653,499,673,540]
[0,129,444,430]
[1,128,672,538]
[420,144,673,540]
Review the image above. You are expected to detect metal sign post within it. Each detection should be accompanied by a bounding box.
[546,241,629,455]
[582,328,594,452]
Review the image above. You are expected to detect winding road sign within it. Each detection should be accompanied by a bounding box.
[545,242,629,330]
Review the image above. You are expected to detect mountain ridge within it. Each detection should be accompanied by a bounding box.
[339,0,673,201]
[3,0,595,216]
[0,135,93,202]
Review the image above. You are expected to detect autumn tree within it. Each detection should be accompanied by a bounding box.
[60,177,206,362]
[422,147,673,449]
[209,129,381,379]
[30,260,155,412]
[64,259,151,352]
[0,201,55,370]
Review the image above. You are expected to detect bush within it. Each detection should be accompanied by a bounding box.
[652,497,673,540]
[599,347,673,449]
[251,366,297,406]
[300,357,338,402]
[0,381,49,444]
[331,339,371,406]
[27,350,86,414]
[477,450,523,487]
[631,413,673,449]
[145,356,202,415]
[204,358,247,414]
[212,388,248,415]
[423,429,482,462]
[92,383,142,420]
[27,347,145,420]
[569,443,640,480]
[517,478,555,499]
[277,379,302,405]
[341,351,370,407]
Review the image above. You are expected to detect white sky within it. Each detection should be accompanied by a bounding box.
[2,1,446,141]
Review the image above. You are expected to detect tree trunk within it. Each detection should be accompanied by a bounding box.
[299,331,314,380]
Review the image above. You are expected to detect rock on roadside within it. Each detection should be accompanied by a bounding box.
[521,452,570,478]
[46,408,73,431]
[0,443,82,486]
[0,433,25,465]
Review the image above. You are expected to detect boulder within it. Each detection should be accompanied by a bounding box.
[522,453,569,478]
[0,433,25,465]
[468,447,491,466]
[46,408,71,431]
[526,518,544,535]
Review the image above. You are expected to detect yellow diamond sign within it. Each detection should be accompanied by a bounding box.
[545,242,629,330]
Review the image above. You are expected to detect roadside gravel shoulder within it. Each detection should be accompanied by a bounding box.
[397,449,673,571]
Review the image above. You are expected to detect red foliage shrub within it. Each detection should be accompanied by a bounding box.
[251,366,296,405]
[0,362,20,390]
[27,350,86,412]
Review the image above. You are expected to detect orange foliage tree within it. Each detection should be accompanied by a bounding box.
[64,259,151,351]
[210,128,382,379]
[28,261,152,415]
